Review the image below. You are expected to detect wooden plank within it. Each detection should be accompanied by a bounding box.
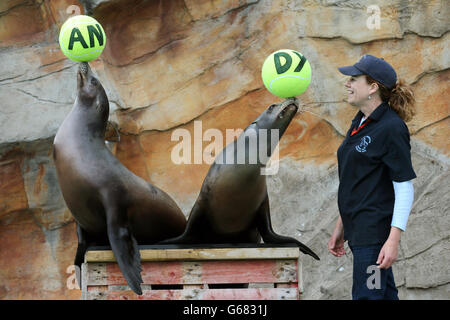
[85,263,107,286]
[180,260,297,285]
[81,263,88,300]
[275,283,297,288]
[297,257,304,294]
[85,288,299,300]
[85,260,298,286]
[85,247,300,263]
[82,246,303,300]
[108,261,183,285]
[183,284,205,289]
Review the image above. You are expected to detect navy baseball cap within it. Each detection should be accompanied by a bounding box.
[338,54,397,89]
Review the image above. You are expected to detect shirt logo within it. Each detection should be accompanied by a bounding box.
[356,136,371,152]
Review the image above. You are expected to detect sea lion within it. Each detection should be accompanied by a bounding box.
[160,99,319,260]
[53,62,187,295]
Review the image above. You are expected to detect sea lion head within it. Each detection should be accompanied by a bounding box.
[241,98,298,163]
[249,98,298,137]
[77,62,109,116]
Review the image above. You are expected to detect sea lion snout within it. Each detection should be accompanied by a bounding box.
[275,98,298,120]
[279,102,298,118]
[79,62,89,75]
[279,98,299,112]
[75,62,109,115]
[77,62,91,83]
[77,63,89,89]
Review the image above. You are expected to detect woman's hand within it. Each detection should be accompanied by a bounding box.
[328,216,346,257]
[377,227,402,269]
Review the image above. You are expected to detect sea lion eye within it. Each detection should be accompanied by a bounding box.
[91,78,98,86]
[268,104,276,112]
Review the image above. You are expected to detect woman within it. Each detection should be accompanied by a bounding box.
[328,54,416,300]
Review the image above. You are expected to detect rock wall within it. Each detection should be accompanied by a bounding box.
[0,0,448,299]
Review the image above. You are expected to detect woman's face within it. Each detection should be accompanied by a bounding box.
[344,75,372,107]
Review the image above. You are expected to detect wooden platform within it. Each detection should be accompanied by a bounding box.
[81,244,303,300]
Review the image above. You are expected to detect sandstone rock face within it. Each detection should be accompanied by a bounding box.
[0,0,448,299]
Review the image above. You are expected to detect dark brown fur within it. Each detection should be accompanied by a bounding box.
[160,99,319,261]
[53,63,186,295]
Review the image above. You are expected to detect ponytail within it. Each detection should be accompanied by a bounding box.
[365,76,416,122]
[389,80,416,122]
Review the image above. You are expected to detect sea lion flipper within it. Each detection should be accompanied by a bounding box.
[256,196,320,260]
[105,206,143,295]
[74,223,87,268]
[74,223,88,287]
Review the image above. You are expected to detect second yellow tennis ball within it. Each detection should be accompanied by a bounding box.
[261,49,312,98]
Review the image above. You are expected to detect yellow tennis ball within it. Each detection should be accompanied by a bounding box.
[261,49,312,98]
[59,15,106,62]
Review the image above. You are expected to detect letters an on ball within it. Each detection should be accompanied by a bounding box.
[59,15,106,62]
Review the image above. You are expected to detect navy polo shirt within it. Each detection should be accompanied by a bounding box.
[337,102,416,246]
